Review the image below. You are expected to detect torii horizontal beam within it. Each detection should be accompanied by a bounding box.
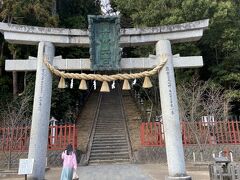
[0,19,209,47]
[5,56,203,71]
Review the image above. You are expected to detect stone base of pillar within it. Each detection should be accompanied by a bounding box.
[166,175,192,180]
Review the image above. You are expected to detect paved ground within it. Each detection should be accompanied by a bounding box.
[0,163,210,180]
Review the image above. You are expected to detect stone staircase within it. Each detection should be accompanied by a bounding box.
[88,87,131,164]
[77,91,99,153]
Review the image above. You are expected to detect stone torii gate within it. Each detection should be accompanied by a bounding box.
[0,18,208,179]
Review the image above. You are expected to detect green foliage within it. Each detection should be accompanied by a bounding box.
[112,0,240,114]
[0,0,59,26]
[56,0,101,64]
[0,0,101,122]
[57,0,101,28]
[51,77,88,122]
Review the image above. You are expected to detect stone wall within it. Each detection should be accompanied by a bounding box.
[0,151,63,169]
[134,145,240,163]
[2,144,239,169]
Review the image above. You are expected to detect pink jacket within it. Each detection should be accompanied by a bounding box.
[61,150,77,170]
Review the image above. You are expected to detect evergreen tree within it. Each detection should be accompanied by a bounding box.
[111,0,240,114]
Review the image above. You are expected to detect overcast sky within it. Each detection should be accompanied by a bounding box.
[100,0,114,14]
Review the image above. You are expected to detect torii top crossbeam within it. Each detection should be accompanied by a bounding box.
[0,19,208,46]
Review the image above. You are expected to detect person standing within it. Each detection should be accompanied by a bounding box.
[60,144,77,180]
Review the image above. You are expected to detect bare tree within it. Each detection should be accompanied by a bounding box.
[0,94,32,169]
[177,76,231,160]
[202,83,230,120]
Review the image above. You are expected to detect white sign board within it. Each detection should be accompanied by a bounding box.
[18,159,34,175]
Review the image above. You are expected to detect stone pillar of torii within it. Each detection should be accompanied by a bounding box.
[0,19,208,180]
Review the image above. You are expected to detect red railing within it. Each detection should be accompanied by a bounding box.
[140,122,165,146]
[0,126,31,151]
[0,124,77,152]
[48,125,77,150]
[140,120,240,146]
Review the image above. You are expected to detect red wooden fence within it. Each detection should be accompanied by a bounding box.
[140,120,240,146]
[0,124,77,152]
[140,122,165,147]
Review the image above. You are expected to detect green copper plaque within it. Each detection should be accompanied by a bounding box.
[88,15,121,71]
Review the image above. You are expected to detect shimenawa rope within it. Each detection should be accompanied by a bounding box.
[43,54,168,82]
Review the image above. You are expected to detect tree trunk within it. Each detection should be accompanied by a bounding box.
[12,51,18,97]
[0,42,4,76]
[0,66,2,76]
[24,71,27,91]
[52,0,57,15]
[0,61,2,76]
[7,148,11,170]
[223,99,229,119]
[12,71,18,96]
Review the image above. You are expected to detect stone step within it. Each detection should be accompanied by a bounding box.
[94,135,126,138]
[95,127,125,130]
[91,146,128,150]
[98,111,122,114]
[92,141,127,147]
[96,124,124,127]
[95,128,125,131]
[97,122,124,124]
[99,103,121,106]
[97,116,123,119]
[94,133,124,136]
[93,138,126,142]
[89,154,130,160]
[93,139,127,143]
[98,117,123,119]
[88,159,130,164]
[98,114,122,117]
[95,126,124,128]
[92,142,128,145]
[90,152,129,157]
[94,134,125,137]
[92,140,127,145]
[97,124,123,127]
[91,145,129,150]
[94,134,124,137]
[96,126,124,128]
[92,142,128,146]
[98,113,122,116]
[97,120,124,122]
[93,135,126,139]
[96,121,124,124]
[93,134,126,138]
[96,123,123,128]
[94,131,125,134]
[91,145,128,151]
[90,154,130,160]
[97,119,123,121]
[91,148,129,153]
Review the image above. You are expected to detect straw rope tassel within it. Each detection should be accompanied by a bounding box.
[143,76,152,88]
[79,79,88,90]
[58,77,66,89]
[122,79,131,90]
[100,81,110,92]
